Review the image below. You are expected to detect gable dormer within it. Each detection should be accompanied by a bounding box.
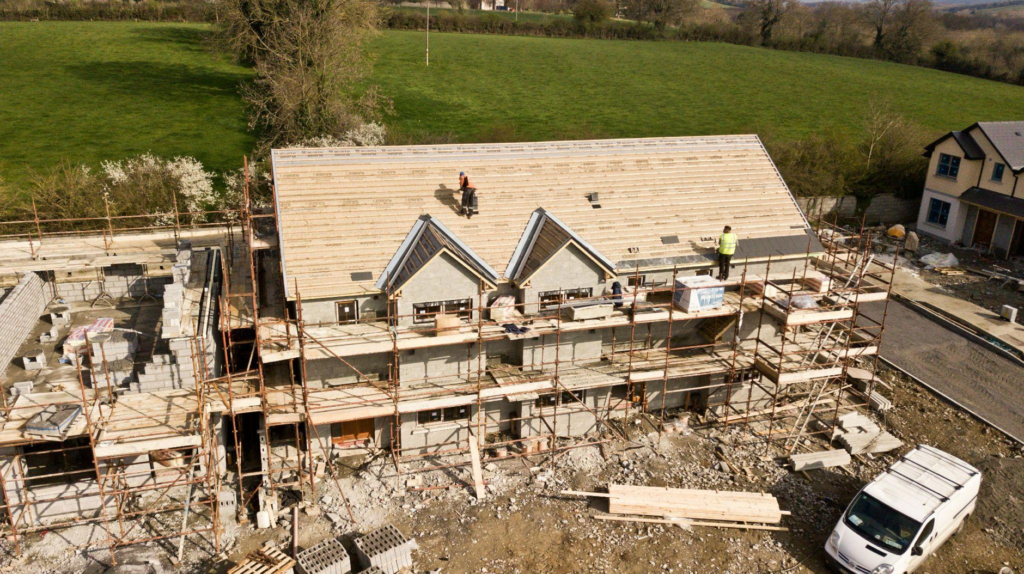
[377,216,498,326]
[506,209,616,313]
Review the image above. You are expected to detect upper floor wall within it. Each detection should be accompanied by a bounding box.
[924,128,1020,199]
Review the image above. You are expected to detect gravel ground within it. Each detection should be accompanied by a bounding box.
[862,300,1024,442]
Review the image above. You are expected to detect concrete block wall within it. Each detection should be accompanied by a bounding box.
[0,273,47,373]
[53,274,169,303]
[395,251,485,328]
[399,344,479,387]
[796,193,918,224]
[518,243,609,315]
[399,410,473,456]
[520,330,601,370]
[304,353,389,389]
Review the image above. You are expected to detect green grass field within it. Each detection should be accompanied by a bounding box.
[0,22,253,187]
[4,22,1024,190]
[372,31,1024,141]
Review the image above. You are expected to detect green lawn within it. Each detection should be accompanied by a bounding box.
[0,22,253,188]
[372,31,1024,141]
[4,23,1024,192]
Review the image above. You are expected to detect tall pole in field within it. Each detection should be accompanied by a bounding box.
[426,0,430,66]
[516,0,518,21]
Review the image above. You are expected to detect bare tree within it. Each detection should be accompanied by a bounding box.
[744,0,792,45]
[216,0,388,151]
[862,0,934,61]
[623,0,699,31]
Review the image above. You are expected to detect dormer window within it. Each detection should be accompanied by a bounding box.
[937,154,960,178]
[992,163,1005,183]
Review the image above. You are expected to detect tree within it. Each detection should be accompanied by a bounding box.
[573,0,612,24]
[744,0,792,45]
[216,0,388,151]
[861,0,934,62]
[623,0,699,31]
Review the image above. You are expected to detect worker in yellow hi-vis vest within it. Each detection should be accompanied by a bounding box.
[716,225,738,281]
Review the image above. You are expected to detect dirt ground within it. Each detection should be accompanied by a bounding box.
[892,232,1024,327]
[4,365,1022,574]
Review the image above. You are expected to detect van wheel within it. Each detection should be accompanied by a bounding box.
[955,515,970,536]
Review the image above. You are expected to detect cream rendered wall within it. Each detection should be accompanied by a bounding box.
[968,126,1020,197]
[923,138,981,198]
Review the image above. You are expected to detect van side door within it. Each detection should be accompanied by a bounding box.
[908,518,936,572]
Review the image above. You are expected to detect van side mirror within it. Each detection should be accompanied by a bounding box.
[912,547,923,556]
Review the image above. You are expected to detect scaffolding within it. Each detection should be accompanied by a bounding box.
[0,202,238,562]
[0,173,900,560]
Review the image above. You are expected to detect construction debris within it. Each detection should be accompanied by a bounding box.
[789,449,851,472]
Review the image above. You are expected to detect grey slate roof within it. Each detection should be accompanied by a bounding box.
[506,208,616,282]
[924,130,985,160]
[960,187,1024,219]
[375,215,499,291]
[618,229,824,270]
[976,121,1024,172]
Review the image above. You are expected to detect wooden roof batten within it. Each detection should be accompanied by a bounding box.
[506,208,617,284]
[271,136,813,300]
[375,215,499,294]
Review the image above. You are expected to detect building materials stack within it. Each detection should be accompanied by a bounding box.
[673,276,725,313]
[789,449,851,471]
[296,537,351,574]
[89,330,139,389]
[833,412,902,455]
[565,484,787,530]
[353,524,414,574]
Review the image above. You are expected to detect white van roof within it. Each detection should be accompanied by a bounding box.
[864,445,980,522]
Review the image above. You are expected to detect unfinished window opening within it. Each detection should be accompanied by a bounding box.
[21,437,94,488]
[417,405,469,426]
[536,390,584,408]
[336,300,358,324]
[413,299,472,324]
[538,288,592,310]
[627,275,647,288]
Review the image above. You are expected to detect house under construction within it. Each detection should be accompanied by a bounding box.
[0,135,895,560]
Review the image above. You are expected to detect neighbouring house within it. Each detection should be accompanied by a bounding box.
[916,121,1024,259]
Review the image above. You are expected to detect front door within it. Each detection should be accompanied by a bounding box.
[972,209,999,247]
[332,418,375,446]
[1010,219,1024,257]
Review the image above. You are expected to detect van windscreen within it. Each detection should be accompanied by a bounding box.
[844,492,922,554]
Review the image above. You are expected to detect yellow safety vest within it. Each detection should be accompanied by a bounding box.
[718,233,738,255]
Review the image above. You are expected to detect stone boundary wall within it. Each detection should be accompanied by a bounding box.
[0,273,47,373]
[795,193,920,225]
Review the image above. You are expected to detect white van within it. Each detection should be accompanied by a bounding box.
[824,444,981,574]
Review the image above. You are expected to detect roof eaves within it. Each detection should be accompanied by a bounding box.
[505,209,546,280]
[374,216,430,291]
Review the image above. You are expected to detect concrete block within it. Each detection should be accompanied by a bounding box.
[49,306,72,326]
[23,351,46,370]
[39,325,60,343]
[11,381,34,396]
[354,524,412,574]
[296,537,351,574]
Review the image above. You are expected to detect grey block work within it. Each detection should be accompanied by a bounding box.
[0,273,47,372]
[353,524,413,574]
[296,537,351,574]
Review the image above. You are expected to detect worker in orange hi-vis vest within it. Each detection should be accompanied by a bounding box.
[716,225,738,281]
[458,171,478,219]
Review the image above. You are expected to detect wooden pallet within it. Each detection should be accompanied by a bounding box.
[228,542,296,574]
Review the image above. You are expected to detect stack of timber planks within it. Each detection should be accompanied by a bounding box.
[564,484,788,530]
[789,449,851,471]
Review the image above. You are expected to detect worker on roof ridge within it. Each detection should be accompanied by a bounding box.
[717,225,738,281]
[459,171,478,219]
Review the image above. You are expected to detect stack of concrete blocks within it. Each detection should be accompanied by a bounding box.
[22,351,46,371]
[353,524,414,574]
[54,264,170,303]
[218,490,237,525]
[296,537,351,574]
[361,568,385,574]
[89,330,139,389]
[0,273,47,373]
[49,306,71,326]
[39,325,60,344]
